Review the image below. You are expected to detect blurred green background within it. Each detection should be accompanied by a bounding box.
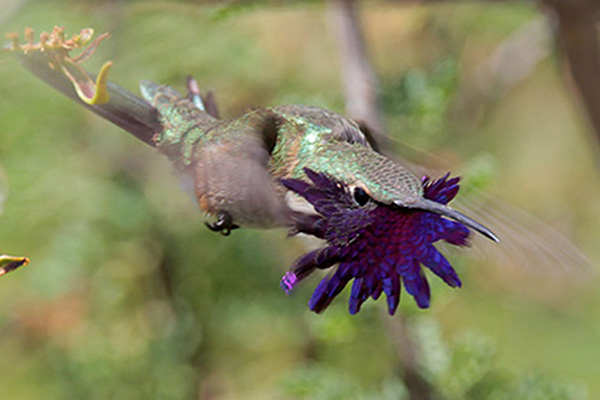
[1,1,599,399]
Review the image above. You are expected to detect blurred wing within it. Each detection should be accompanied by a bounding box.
[355,120,383,152]
[399,159,590,276]
[457,194,590,276]
[194,113,290,228]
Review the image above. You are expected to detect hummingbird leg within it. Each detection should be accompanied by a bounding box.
[205,211,240,236]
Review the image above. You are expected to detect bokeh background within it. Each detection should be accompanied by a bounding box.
[1,1,600,399]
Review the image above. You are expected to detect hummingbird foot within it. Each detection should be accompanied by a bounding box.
[205,211,239,236]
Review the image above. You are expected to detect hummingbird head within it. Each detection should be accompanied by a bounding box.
[332,145,499,243]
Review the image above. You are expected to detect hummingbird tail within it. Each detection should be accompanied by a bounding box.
[18,52,160,147]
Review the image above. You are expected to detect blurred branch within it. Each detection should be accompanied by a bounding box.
[328,0,390,150]
[384,0,531,3]
[542,0,600,158]
[384,314,435,400]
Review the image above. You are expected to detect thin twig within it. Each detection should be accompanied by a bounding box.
[543,0,600,161]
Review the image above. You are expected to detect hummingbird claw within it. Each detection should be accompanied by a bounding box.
[205,211,239,236]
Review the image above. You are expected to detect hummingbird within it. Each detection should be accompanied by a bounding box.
[6,27,501,314]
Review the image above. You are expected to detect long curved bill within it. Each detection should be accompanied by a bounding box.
[397,198,500,243]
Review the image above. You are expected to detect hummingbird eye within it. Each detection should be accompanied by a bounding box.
[352,187,370,206]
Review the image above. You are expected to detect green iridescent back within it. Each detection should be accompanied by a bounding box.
[267,105,424,206]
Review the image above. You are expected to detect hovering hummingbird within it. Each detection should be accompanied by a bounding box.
[5,27,502,314]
